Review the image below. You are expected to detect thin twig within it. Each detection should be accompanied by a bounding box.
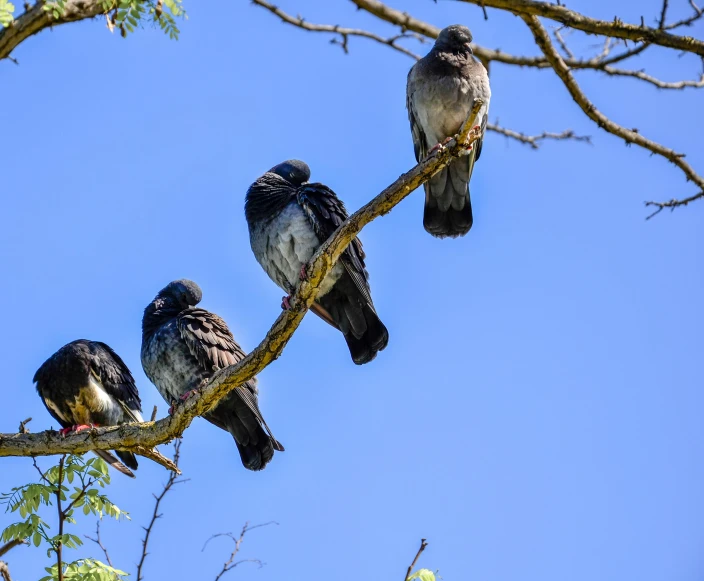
[84,521,113,568]
[251,0,421,60]
[137,440,188,581]
[17,418,32,434]
[487,123,592,149]
[202,522,278,581]
[404,539,428,581]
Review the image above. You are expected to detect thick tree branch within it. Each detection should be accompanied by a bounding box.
[0,101,485,467]
[455,0,704,56]
[348,0,704,89]
[0,0,105,61]
[521,14,704,214]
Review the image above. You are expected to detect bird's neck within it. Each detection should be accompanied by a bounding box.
[142,300,181,338]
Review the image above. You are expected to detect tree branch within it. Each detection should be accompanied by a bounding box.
[0,541,27,560]
[455,0,704,56]
[0,101,485,466]
[84,521,113,568]
[404,539,428,581]
[520,14,704,215]
[202,522,277,581]
[348,0,704,90]
[487,122,591,149]
[0,0,106,62]
[251,0,423,60]
[137,440,188,580]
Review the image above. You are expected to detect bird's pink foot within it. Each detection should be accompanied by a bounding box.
[281,295,292,310]
[59,424,96,436]
[299,265,308,281]
[426,137,454,158]
[180,390,198,401]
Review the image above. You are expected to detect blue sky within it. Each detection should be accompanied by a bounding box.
[2,0,704,580]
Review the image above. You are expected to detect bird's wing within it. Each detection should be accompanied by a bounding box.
[406,64,429,162]
[296,182,375,310]
[89,342,143,423]
[466,58,491,163]
[176,308,278,443]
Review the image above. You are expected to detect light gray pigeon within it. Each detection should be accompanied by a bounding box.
[141,279,283,471]
[406,24,491,238]
[245,160,388,365]
[34,339,143,478]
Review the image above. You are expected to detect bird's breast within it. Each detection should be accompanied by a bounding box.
[250,202,343,296]
[141,324,209,402]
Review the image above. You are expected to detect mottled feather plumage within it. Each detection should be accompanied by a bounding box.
[33,340,143,478]
[141,280,282,472]
[245,160,389,365]
[407,24,491,238]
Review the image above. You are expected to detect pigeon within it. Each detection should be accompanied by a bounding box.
[406,24,491,238]
[245,160,389,365]
[33,340,143,478]
[141,279,283,471]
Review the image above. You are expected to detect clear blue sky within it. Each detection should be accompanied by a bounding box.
[2,0,704,579]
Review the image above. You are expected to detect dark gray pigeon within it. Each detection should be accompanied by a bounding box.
[245,160,389,365]
[406,24,491,238]
[141,279,283,471]
[33,340,143,478]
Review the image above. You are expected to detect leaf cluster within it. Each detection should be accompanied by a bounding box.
[1,455,129,580]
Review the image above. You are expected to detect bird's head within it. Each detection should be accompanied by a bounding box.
[156,279,203,310]
[435,24,473,54]
[269,159,311,186]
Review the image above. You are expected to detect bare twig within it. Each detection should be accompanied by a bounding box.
[202,522,278,581]
[84,521,113,568]
[251,0,421,60]
[553,26,574,59]
[487,122,592,149]
[17,418,31,434]
[404,539,428,581]
[0,103,484,465]
[521,14,704,215]
[137,440,188,581]
[149,406,158,422]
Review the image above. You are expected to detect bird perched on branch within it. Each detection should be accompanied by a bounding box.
[33,340,143,478]
[407,24,491,238]
[141,279,283,471]
[245,159,389,365]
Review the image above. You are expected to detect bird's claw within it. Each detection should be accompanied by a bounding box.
[299,265,308,281]
[281,295,292,310]
[59,424,96,436]
[180,390,198,401]
[426,136,454,158]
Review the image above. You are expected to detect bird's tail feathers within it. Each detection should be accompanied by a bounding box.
[94,449,136,478]
[423,156,473,238]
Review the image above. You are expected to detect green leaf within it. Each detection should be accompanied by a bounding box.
[33,531,42,547]
[408,569,436,581]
